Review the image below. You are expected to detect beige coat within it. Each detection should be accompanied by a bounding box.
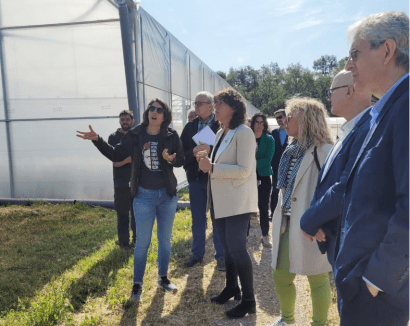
[271,143,333,275]
[207,124,258,219]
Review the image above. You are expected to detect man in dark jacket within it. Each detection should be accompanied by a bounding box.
[333,11,409,326]
[270,109,288,216]
[180,91,224,270]
[108,110,136,249]
[300,69,372,266]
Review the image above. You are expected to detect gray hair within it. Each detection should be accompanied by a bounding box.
[347,11,409,71]
[196,91,214,104]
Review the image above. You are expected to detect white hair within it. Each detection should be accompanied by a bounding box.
[196,91,214,104]
[348,11,409,71]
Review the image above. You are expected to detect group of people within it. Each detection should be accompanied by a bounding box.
[76,10,409,326]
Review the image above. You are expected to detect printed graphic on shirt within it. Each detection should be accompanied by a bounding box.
[142,142,161,171]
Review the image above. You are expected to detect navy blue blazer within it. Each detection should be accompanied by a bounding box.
[300,110,371,265]
[270,128,288,177]
[334,76,409,311]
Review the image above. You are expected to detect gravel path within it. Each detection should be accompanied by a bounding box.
[209,214,339,326]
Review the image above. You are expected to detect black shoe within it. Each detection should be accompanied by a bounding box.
[131,284,143,302]
[116,241,133,250]
[225,300,256,319]
[183,255,202,268]
[216,259,226,271]
[210,287,241,305]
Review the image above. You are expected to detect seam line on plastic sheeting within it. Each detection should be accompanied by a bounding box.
[0,116,119,123]
[0,19,120,31]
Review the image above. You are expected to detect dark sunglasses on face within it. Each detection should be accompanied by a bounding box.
[148,105,165,114]
[275,115,284,120]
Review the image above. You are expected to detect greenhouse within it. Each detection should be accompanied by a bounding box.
[0,0,259,202]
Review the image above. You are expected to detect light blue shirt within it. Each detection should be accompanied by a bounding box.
[370,73,409,127]
[279,128,287,146]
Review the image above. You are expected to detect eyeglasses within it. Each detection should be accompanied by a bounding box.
[255,121,264,125]
[348,49,360,61]
[194,101,211,107]
[326,85,349,98]
[275,115,284,120]
[148,106,165,114]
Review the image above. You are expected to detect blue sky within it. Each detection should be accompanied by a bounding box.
[140,0,409,74]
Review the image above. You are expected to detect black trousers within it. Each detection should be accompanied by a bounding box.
[270,173,279,215]
[114,186,136,246]
[258,176,271,236]
[214,211,255,301]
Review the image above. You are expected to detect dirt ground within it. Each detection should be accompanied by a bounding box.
[207,214,340,326]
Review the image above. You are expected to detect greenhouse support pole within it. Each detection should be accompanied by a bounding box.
[140,16,146,112]
[169,38,172,111]
[0,30,15,198]
[134,8,141,124]
[117,0,139,122]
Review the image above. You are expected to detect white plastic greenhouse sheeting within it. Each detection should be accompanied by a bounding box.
[0,1,258,201]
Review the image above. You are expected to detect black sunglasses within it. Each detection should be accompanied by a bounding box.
[148,105,165,114]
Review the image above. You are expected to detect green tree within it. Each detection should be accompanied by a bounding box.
[216,71,226,80]
[313,55,337,76]
[334,57,349,75]
[313,75,333,115]
[226,66,260,92]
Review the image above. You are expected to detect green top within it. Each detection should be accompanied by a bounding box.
[256,133,275,176]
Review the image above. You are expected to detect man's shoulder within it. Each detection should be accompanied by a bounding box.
[182,118,198,133]
[108,129,123,144]
[109,129,121,137]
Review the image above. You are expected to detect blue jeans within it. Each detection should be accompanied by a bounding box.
[132,187,178,284]
[189,179,224,261]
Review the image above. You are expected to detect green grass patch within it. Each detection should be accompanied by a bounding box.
[0,203,193,326]
[177,186,190,201]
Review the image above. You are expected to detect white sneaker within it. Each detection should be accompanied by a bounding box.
[261,235,273,248]
[267,317,295,326]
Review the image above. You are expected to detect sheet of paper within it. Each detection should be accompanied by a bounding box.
[192,125,216,146]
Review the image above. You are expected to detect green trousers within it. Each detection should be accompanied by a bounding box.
[272,229,331,326]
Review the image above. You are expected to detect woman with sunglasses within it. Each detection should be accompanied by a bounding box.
[77,98,184,303]
[250,113,275,248]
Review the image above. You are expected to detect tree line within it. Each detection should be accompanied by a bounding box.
[217,55,348,117]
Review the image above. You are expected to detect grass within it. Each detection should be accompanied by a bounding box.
[0,202,194,326]
[0,202,340,326]
[177,187,189,202]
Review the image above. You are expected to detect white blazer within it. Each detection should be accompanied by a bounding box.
[271,143,333,275]
[207,124,258,219]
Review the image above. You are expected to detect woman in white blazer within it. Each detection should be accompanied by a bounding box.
[198,88,258,319]
[268,97,334,326]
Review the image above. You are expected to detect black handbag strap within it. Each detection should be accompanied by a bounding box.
[313,146,321,171]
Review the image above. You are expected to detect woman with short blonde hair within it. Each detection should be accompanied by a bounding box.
[268,97,334,326]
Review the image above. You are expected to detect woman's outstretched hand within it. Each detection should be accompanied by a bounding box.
[76,125,98,141]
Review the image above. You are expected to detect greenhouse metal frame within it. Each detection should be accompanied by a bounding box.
[0,0,259,202]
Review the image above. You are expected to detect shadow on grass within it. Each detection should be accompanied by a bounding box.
[119,300,139,326]
[141,263,207,326]
[0,225,117,314]
[66,247,133,312]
